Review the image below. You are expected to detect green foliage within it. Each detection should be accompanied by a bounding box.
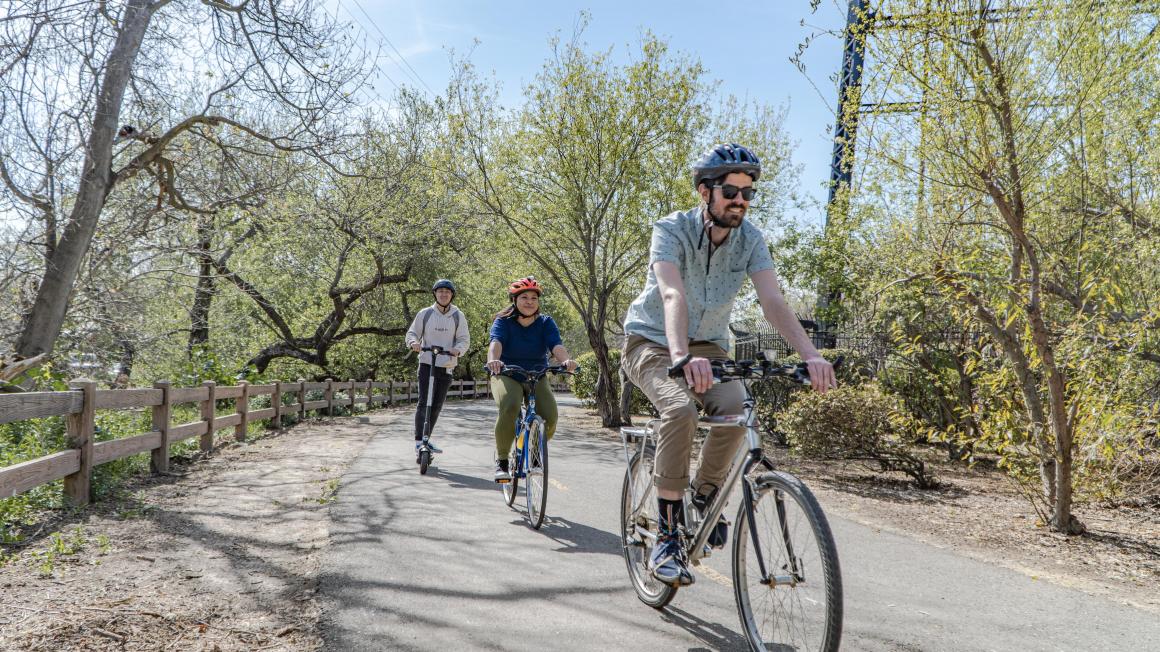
[0,415,68,543]
[570,350,655,416]
[777,383,937,488]
[751,347,871,444]
[178,345,263,387]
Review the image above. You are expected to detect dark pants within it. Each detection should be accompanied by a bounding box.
[415,363,452,441]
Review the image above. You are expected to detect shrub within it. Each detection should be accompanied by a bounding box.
[776,383,938,488]
[571,349,655,416]
[752,347,870,444]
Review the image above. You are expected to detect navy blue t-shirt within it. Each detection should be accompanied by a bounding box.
[489,314,563,371]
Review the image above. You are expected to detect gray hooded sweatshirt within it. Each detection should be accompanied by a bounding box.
[405,303,470,368]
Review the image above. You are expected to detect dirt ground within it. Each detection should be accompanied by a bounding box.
[0,409,399,651]
[570,408,1160,616]
[1,400,1157,651]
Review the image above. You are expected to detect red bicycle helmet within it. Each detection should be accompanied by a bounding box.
[508,276,542,299]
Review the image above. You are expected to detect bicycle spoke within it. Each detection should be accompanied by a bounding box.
[734,472,842,652]
[526,418,548,529]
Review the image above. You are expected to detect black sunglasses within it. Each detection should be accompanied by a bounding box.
[712,184,757,201]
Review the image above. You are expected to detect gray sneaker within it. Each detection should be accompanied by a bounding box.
[493,460,512,483]
[415,440,443,454]
[648,531,695,587]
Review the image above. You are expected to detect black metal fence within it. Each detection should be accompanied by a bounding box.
[731,325,892,370]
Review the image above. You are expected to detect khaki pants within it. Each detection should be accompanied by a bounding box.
[622,335,747,493]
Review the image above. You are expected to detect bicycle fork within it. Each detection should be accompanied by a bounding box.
[741,462,807,588]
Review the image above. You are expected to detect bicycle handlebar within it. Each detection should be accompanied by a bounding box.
[666,354,844,386]
[485,363,580,379]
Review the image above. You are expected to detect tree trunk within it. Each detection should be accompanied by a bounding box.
[619,366,634,426]
[189,222,214,354]
[14,0,155,358]
[117,336,135,378]
[586,327,622,428]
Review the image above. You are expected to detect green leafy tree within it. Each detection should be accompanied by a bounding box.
[836,1,1160,532]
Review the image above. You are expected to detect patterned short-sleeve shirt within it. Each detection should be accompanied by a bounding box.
[623,205,775,350]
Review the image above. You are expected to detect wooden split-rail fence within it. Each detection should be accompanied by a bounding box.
[0,376,568,507]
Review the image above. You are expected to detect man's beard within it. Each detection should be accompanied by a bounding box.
[709,202,746,228]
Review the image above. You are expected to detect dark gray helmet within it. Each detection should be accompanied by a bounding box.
[691,143,762,189]
[432,279,456,296]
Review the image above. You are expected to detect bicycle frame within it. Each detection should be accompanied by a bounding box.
[510,387,539,478]
[621,381,796,586]
[496,367,553,478]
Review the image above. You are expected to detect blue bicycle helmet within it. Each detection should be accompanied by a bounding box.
[432,279,456,297]
[691,143,762,189]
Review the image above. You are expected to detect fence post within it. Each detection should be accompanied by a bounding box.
[63,379,96,507]
[325,378,334,417]
[297,378,306,421]
[272,381,282,428]
[235,380,249,442]
[200,380,216,452]
[347,378,356,413]
[366,380,374,408]
[388,379,394,406]
[151,380,172,474]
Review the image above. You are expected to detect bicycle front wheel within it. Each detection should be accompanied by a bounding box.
[502,442,520,507]
[620,446,676,608]
[525,417,548,529]
[733,471,842,652]
[418,449,431,475]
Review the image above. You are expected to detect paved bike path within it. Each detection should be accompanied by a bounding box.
[320,398,1160,651]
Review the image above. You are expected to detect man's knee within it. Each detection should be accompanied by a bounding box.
[661,401,699,428]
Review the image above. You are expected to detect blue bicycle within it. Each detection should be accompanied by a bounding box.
[489,364,577,529]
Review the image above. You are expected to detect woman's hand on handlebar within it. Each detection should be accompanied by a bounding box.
[561,358,578,373]
[486,359,505,375]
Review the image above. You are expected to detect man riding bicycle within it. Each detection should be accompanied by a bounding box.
[621,143,837,587]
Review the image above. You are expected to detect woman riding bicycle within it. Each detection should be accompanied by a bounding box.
[485,276,578,483]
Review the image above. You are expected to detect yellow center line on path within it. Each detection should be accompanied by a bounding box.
[697,564,733,588]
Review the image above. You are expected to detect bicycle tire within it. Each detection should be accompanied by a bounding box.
[502,431,520,507]
[525,417,548,529]
[620,447,677,608]
[418,449,431,475]
[732,471,842,652]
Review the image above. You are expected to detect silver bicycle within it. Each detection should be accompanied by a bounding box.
[619,354,843,651]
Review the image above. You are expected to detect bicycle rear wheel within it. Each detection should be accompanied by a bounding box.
[620,445,676,608]
[525,417,548,529]
[501,443,519,505]
[732,471,842,652]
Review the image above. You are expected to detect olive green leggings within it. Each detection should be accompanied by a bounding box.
[490,374,558,460]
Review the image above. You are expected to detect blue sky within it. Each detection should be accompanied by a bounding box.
[330,0,850,227]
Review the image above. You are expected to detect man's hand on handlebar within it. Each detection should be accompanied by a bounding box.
[673,354,714,394]
[486,359,504,375]
[803,356,837,394]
